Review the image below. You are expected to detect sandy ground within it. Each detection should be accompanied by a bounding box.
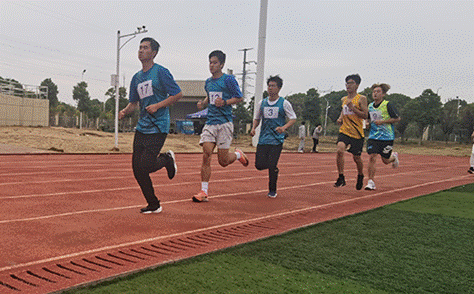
[0,126,471,156]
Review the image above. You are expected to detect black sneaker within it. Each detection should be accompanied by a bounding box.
[267,191,277,198]
[356,174,364,190]
[334,176,346,187]
[468,167,474,174]
[140,205,162,214]
[164,150,177,179]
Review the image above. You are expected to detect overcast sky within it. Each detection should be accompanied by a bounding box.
[1,0,473,106]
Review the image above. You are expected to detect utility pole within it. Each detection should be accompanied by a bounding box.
[112,26,147,151]
[238,48,256,101]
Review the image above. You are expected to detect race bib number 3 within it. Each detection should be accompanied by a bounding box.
[137,80,153,99]
[263,107,279,119]
[209,91,223,105]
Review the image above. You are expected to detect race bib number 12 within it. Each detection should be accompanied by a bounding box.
[209,91,223,105]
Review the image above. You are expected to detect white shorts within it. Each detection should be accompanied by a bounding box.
[199,122,234,149]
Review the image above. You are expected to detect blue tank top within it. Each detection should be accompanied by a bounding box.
[258,97,287,145]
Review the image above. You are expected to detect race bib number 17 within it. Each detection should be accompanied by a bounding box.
[137,80,153,99]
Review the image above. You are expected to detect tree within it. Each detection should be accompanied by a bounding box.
[233,101,252,125]
[459,104,474,143]
[439,99,463,143]
[104,86,128,114]
[403,89,442,144]
[73,81,91,113]
[246,90,268,118]
[302,88,321,128]
[40,78,59,109]
[320,90,347,123]
[88,99,103,120]
[386,93,412,142]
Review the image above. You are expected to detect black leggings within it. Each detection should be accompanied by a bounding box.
[255,144,283,192]
[132,131,168,206]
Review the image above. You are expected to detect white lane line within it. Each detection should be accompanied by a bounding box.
[0,174,470,273]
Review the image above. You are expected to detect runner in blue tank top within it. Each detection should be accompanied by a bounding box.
[365,83,401,191]
[119,37,182,214]
[250,76,297,198]
[192,50,249,203]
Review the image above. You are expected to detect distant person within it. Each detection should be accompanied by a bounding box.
[118,37,182,214]
[250,75,297,198]
[334,74,368,190]
[192,50,249,203]
[312,125,322,152]
[298,121,306,153]
[365,83,400,190]
[469,131,474,174]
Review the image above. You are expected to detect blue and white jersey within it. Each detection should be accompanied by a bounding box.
[368,100,399,141]
[204,74,242,125]
[129,63,181,134]
[256,97,296,145]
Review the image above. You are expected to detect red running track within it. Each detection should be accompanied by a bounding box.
[0,152,472,293]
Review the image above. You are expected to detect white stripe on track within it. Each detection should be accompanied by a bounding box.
[0,173,470,273]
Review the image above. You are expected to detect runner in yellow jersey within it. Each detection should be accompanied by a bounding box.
[334,74,368,190]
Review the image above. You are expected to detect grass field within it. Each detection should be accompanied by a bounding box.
[64,184,474,294]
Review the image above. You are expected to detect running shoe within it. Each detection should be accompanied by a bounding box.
[164,150,177,179]
[334,176,346,187]
[235,148,249,167]
[468,167,474,174]
[192,190,209,202]
[365,179,376,191]
[267,191,277,198]
[140,205,162,214]
[392,152,399,168]
[356,174,364,190]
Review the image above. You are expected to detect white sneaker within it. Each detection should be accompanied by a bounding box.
[392,152,399,168]
[365,179,376,190]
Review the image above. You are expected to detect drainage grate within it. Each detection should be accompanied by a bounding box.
[0,209,323,294]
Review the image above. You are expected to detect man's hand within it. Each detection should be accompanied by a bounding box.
[214,97,225,107]
[118,110,126,120]
[146,103,159,114]
[250,128,256,137]
[275,126,285,134]
[197,100,206,110]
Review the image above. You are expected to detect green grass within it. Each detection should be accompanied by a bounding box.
[65,184,474,294]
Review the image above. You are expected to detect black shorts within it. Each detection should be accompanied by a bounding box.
[367,139,394,159]
[337,133,364,156]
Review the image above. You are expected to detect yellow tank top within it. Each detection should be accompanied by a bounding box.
[339,94,364,139]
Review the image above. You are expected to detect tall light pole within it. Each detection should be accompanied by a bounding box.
[113,26,147,150]
[81,69,86,81]
[252,0,268,147]
[324,99,330,137]
[317,86,332,137]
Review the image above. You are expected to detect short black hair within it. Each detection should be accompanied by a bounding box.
[345,74,361,85]
[140,37,160,53]
[209,50,226,64]
[267,75,283,88]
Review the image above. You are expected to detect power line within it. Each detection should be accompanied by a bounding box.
[8,2,110,36]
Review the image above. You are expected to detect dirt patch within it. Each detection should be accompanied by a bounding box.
[0,126,472,156]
